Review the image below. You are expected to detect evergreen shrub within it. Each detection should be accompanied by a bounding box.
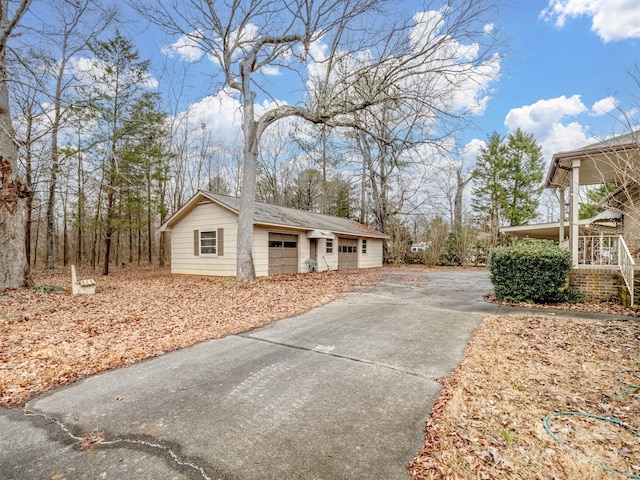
[489,239,575,303]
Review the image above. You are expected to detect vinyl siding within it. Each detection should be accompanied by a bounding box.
[256,226,312,275]
[316,238,338,272]
[167,199,385,276]
[170,202,239,276]
[253,228,269,277]
[358,238,384,269]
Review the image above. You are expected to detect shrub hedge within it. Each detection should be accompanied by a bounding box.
[489,240,575,303]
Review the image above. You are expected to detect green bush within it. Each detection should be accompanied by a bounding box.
[489,240,574,303]
[34,284,65,293]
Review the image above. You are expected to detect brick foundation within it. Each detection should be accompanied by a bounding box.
[569,268,622,301]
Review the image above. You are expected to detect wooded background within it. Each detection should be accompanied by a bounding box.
[1,0,560,283]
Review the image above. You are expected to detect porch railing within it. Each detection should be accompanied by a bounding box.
[619,236,635,306]
[577,234,635,305]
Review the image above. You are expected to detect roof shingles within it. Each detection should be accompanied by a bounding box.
[203,192,388,239]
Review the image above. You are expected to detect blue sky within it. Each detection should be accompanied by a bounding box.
[16,0,639,170]
[465,0,639,160]
[112,1,640,167]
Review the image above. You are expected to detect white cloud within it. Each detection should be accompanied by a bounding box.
[70,56,159,95]
[504,95,590,159]
[260,65,281,76]
[175,89,287,144]
[505,94,586,135]
[462,138,486,162]
[408,10,501,116]
[178,90,243,141]
[162,32,205,62]
[540,0,640,42]
[591,96,618,115]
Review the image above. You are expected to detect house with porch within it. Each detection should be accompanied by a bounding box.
[502,131,640,305]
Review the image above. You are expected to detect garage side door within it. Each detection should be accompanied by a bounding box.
[268,233,299,275]
[338,238,358,270]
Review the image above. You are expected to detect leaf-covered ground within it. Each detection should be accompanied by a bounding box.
[0,267,380,407]
[409,315,640,479]
[3,266,639,479]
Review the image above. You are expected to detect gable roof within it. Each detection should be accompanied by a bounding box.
[159,191,389,239]
[545,131,640,188]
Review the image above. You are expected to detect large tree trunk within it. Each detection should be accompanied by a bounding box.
[236,145,257,281]
[236,56,258,282]
[0,55,31,288]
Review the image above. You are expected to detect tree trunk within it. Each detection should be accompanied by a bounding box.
[76,150,83,266]
[236,145,258,281]
[0,55,31,288]
[236,56,258,282]
[159,232,166,267]
[102,177,115,275]
[45,120,60,269]
[454,170,472,229]
[24,114,33,268]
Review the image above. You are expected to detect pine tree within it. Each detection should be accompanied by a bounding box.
[472,129,545,242]
[82,31,155,275]
[472,131,508,241]
[502,128,545,226]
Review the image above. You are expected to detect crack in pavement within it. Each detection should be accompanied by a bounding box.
[237,333,433,380]
[21,409,218,480]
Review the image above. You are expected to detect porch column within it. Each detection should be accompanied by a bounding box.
[570,160,580,267]
[558,186,565,243]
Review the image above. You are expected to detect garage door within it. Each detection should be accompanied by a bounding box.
[268,233,299,275]
[338,238,358,270]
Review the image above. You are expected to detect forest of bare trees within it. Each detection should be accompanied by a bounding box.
[0,0,554,287]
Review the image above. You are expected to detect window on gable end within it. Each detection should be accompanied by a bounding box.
[200,230,217,255]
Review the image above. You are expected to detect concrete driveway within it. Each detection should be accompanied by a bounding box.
[0,269,499,480]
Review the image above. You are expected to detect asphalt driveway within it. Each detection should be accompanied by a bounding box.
[0,269,499,479]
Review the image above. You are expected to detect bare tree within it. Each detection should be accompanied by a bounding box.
[0,0,33,289]
[431,155,473,227]
[133,0,499,281]
[33,0,117,269]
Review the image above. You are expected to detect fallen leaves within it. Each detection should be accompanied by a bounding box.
[1,267,381,407]
[409,315,639,480]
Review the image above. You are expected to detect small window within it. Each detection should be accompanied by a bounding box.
[200,231,217,255]
[326,239,333,254]
[284,241,297,248]
[269,240,283,248]
[362,239,367,254]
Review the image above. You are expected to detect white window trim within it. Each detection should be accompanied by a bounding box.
[200,230,218,256]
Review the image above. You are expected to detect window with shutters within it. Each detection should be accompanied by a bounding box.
[200,231,217,255]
